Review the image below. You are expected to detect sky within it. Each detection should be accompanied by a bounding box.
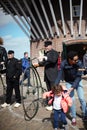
[0,8,30,59]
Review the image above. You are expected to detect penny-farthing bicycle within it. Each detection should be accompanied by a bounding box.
[21,59,47,120]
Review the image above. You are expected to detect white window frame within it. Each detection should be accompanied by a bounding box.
[72,5,80,17]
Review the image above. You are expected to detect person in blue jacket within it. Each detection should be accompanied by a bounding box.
[20,52,30,86]
[55,51,87,125]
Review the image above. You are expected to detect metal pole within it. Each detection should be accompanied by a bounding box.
[39,0,54,38]
[15,0,40,39]
[23,0,44,39]
[59,0,66,36]
[7,0,30,34]
[79,0,83,36]
[70,0,73,36]
[48,0,60,37]
[0,0,32,39]
[32,0,49,39]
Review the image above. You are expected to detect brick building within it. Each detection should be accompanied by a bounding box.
[0,0,87,81]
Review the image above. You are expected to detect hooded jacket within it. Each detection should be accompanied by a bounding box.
[43,90,72,113]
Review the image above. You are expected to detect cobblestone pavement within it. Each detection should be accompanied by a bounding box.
[0,79,87,130]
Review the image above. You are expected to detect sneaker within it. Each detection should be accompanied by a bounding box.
[61,124,68,130]
[1,102,10,108]
[71,118,76,126]
[45,105,53,111]
[14,103,21,108]
[54,128,58,130]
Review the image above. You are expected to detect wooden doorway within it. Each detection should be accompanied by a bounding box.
[62,39,87,62]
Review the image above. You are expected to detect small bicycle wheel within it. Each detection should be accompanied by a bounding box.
[21,65,39,119]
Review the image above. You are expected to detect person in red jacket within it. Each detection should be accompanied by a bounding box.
[43,84,72,130]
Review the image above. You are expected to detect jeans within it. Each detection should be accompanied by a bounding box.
[53,109,67,128]
[66,81,87,118]
[20,69,30,86]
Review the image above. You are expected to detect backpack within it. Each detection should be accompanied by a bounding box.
[0,46,7,72]
[0,46,4,62]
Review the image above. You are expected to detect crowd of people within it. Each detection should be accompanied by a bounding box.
[0,37,30,108]
[0,37,87,130]
[36,40,87,130]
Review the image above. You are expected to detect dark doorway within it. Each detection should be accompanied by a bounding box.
[62,42,87,62]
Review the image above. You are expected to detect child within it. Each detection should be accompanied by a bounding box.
[43,84,72,130]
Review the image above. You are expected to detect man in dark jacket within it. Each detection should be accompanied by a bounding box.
[1,50,22,108]
[55,51,87,125]
[38,41,58,91]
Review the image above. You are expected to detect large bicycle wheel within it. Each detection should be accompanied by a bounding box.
[32,65,47,97]
[21,65,40,119]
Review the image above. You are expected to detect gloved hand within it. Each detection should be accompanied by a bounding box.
[38,56,47,62]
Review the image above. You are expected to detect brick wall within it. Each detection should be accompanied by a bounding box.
[30,19,87,84]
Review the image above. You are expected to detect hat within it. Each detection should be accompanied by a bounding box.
[8,50,14,54]
[44,41,52,47]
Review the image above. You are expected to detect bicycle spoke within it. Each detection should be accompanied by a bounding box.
[21,66,39,119]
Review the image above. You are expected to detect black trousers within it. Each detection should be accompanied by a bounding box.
[45,75,55,91]
[6,78,21,104]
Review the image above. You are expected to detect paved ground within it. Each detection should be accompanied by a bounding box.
[0,79,87,130]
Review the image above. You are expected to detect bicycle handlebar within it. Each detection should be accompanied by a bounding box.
[30,57,37,61]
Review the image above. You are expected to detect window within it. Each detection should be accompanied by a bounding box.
[72,5,80,17]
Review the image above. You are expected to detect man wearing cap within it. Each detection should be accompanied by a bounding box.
[1,50,22,108]
[38,41,58,91]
